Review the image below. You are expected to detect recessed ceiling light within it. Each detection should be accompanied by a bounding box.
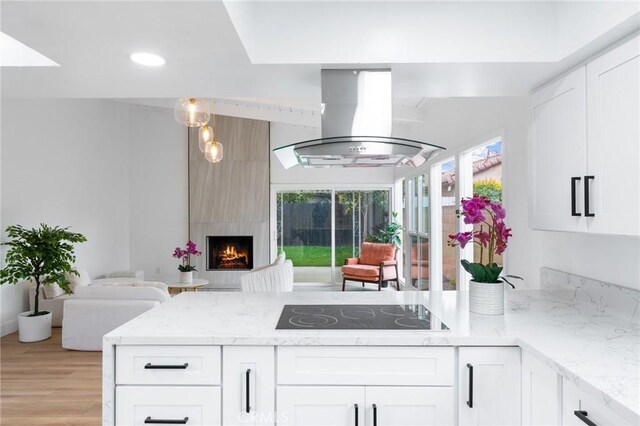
[130,52,165,67]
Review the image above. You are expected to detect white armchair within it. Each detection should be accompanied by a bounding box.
[62,282,169,351]
[241,260,294,292]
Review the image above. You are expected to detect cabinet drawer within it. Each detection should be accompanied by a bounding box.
[277,346,453,386]
[116,345,221,385]
[116,386,220,426]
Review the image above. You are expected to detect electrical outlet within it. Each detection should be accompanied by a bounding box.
[154,267,160,275]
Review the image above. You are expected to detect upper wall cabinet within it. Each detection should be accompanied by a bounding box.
[530,34,640,236]
[530,66,588,233]
[586,35,640,236]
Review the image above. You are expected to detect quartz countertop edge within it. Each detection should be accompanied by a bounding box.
[103,290,640,424]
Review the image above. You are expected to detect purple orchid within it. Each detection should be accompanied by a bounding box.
[173,241,201,272]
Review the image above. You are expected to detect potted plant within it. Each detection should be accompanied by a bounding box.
[448,196,522,315]
[0,224,86,342]
[173,241,201,283]
[366,211,403,247]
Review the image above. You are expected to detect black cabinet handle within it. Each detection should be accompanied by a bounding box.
[144,363,188,370]
[466,363,474,408]
[372,404,377,426]
[571,177,582,216]
[584,176,595,217]
[144,417,189,424]
[245,368,251,413]
[574,410,598,426]
[354,403,358,426]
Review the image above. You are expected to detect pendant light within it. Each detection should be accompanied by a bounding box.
[198,125,213,152]
[174,98,210,127]
[204,104,223,163]
[204,141,224,163]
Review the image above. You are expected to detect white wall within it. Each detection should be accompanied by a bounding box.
[395,97,640,291]
[1,99,132,334]
[127,104,188,283]
[270,122,395,184]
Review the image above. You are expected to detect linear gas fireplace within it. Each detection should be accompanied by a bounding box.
[207,236,254,271]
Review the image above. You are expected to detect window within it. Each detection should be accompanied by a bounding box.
[401,136,505,293]
[276,190,332,282]
[440,158,457,290]
[407,175,429,290]
[274,187,391,283]
[470,140,503,266]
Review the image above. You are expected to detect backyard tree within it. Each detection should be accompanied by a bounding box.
[473,178,502,202]
[337,191,388,241]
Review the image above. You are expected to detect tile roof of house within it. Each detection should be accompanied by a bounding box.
[441,154,502,185]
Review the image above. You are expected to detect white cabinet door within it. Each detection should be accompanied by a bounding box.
[365,387,454,426]
[458,347,521,426]
[563,379,635,426]
[116,386,221,426]
[222,346,275,426]
[277,386,364,426]
[521,351,562,426]
[530,67,588,232]
[586,34,640,236]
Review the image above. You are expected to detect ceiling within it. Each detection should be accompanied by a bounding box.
[1,1,638,112]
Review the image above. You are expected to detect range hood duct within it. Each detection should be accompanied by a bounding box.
[273,69,444,168]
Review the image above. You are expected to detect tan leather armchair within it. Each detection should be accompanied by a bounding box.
[341,242,399,291]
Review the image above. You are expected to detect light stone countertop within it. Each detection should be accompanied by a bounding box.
[103,290,640,424]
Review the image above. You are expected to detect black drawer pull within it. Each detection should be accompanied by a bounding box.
[372,403,377,426]
[144,363,189,370]
[354,403,358,426]
[466,363,474,408]
[574,410,598,426]
[144,416,189,424]
[246,368,251,413]
[584,176,595,217]
[571,177,582,216]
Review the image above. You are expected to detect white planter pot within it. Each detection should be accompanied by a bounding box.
[18,311,52,342]
[180,271,193,284]
[469,280,504,315]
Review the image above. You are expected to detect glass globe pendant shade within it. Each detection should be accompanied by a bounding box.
[174,98,210,127]
[198,125,214,152]
[204,141,224,163]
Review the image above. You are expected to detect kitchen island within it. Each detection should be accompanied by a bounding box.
[103,289,639,426]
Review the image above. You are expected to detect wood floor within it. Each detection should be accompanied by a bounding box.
[1,328,102,425]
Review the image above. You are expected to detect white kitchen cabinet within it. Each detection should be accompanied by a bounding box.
[277,386,454,426]
[529,34,640,236]
[458,347,521,426]
[530,66,588,233]
[365,386,454,426]
[222,346,275,426]
[563,379,634,426]
[586,34,640,236]
[521,351,562,426]
[116,386,221,426]
[277,386,365,426]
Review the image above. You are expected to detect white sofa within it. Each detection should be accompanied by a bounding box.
[241,259,294,292]
[62,282,169,351]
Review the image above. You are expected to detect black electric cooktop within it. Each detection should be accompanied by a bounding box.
[276,304,449,330]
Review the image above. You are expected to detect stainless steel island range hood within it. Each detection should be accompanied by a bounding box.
[273,69,445,168]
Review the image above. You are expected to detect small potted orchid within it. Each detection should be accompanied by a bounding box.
[173,241,201,283]
[448,196,522,315]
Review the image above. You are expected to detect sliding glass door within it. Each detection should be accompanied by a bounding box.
[274,187,391,283]
[334,190,390,282]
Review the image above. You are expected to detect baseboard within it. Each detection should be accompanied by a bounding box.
[1,318,18,336]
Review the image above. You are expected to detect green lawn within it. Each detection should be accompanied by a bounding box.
[281,246,356,266]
